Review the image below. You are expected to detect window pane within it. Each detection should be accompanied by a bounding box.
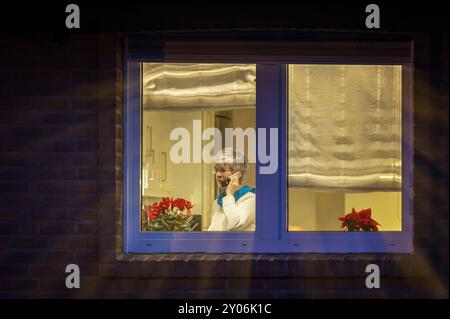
[288,65,402,232]
[141,63,256,232]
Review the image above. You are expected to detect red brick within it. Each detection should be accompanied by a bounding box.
[98,194,120,208]
[14,70,68,83]
[414,208,434,221]
[0,127,47,139]
[39,141,77,152]
[68,181,98,193]
[415,221,433,235]
[30,154,65,166]
[65,153,97,166]
[77,140,97,152]
[41,113,77,125]
[76,223,98,235]
[98,250,116,264]
[77,277,116,291]
[78,168,98,179]
[227,278,266,290]
[99,126,121,138]
[31,209,65,221]
[32,98,69,111]
[0,279,38,291]
[74,251,98,263]
[1,194,35,207]
[66,208,97,221]
[0,251,36,263]
[18,223,39,235]
[0,140,39,152]
[69,98,97,111]
[50,237,97,250]
[99,182,119,194]
[99,139,122,153]
[39,194,97,208]
[28,264,66,277]
[0,168,23,179]
[414,193,434,209]
[98,168,121,180]
[99,112,120,125]
[98,155,121,166]
[78,84,99,96]
[0,209,27,221]
[0,112,40,125]
[67,194,98,207]
[24,168,59,179]
[0,182,28,193]
[30,182,66,194]
[37,251,74,263]
[69,125,97,138]
[39,279,69,291]
[12,237,47,249]
[39,223,75,235]
[70,70,98,82]
[433,221,449,237]
[0,223,18,235]
[98,208,121,222]
[0,98,31,111]
[99,223,115,236]
[58,168,78,179]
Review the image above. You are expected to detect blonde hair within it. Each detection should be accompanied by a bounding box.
[213,148,248,183]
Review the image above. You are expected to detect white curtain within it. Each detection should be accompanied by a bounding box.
[288,65,402,191]
[143,63,256,111]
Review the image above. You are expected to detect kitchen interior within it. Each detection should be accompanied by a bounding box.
[141,63,256,231]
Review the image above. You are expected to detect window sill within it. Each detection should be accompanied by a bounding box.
[98,252,414,278]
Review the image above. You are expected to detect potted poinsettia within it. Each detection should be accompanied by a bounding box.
[143,197,198,231]
[338,208,380,232]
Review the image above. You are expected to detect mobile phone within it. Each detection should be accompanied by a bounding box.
[220,171,241,188]
[220,179,230,188]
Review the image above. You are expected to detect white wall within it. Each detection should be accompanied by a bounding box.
[288,188,402,231]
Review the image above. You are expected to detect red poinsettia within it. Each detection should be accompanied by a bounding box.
[338,208,380,232]
[143,197,196,231]
[171,198,193,214]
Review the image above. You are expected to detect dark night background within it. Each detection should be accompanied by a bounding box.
[0,1,448,32]
[0,1,448,299]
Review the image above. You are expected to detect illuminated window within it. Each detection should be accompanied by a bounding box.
[288,65,403,232]
[141,63,256,232]
[124,39,413,253]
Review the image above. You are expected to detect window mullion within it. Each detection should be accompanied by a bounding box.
[124,61,142,253]
[255,64,284,240]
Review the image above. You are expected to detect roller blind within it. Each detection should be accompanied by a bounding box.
[288,65,402,191]
[142,63,256,111]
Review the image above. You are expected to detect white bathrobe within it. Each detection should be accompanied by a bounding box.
[207,192,256,231]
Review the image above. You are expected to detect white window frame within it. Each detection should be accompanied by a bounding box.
[123,38,414,253]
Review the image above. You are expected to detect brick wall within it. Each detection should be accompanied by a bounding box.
[0,30,448,298]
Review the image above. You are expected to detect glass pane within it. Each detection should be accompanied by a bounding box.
[287,64,402,232]
[141,63,256,232]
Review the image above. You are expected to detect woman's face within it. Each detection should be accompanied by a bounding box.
[214,163,234,190]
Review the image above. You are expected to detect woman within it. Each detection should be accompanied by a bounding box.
[208,148,256,231]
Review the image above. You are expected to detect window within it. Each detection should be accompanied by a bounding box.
[124,38,413,253]
[288,65,403,232]
[141,63,256,232]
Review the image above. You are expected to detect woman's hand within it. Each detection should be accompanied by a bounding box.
[226,172,241,196]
